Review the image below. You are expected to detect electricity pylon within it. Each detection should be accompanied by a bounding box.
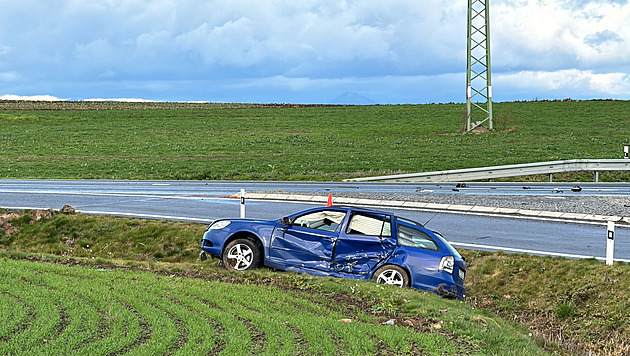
[466,0,492,131]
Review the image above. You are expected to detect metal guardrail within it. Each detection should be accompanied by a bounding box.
[344,159,630,183]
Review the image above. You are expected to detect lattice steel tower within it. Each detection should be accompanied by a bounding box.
[466,0,492,131]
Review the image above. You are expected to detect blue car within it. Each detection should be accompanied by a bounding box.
[199,206,466,300]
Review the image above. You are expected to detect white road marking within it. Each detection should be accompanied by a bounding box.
[78,210,214,223]
[4,193,629,228]
[2,206,214,223]
[3,206,51,210]
[1,190,182,199]
[260,198,630,228]
[451,242,630,263]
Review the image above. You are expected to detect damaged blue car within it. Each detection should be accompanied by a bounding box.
[199,206,466,300]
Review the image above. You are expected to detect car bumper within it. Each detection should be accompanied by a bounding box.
[436,282,466,300]
[199,251,208,261]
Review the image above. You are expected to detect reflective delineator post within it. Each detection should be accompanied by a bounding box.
[606,221,615,266]
[240,188,246,218]
[624,146,629,159]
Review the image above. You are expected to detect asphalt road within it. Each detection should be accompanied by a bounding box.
[2,179,630,196]
[1,179,628,262]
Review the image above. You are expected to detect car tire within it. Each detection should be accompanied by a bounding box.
[372,265,409,287]
[222,238,261,271]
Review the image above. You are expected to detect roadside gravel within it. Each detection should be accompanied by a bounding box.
[311,192,630,217]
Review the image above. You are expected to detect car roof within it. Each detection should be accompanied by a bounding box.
[304,206,423,225]
[309,205,389,215]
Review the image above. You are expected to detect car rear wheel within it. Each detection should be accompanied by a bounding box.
[222,238,260,271]
[372,265,409,287]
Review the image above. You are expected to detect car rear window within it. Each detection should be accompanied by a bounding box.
[397,224,439,251]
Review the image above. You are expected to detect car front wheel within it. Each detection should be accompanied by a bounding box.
[222,238,260,271]
[372,265,409,287]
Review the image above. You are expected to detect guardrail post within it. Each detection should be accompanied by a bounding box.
[606,221,615,265]
[548,173,553,182]
[240,188,246,218]
[594,171,599,182]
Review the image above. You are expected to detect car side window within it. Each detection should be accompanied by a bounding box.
[397,224,439,251]
[346,213,391,237]
[292,210,347,232]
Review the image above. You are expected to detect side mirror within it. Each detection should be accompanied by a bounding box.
[281,216,292,225]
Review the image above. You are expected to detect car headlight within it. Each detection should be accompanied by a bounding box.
[438,256,454,274]
[209,220,231,230]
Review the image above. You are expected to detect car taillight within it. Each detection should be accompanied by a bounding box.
[438,256,454,273]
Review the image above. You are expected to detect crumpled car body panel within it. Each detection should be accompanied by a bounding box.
[201,206,466,300]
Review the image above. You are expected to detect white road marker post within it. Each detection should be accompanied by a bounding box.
[240,188,246,218]
[606,221,615,266]
[624,146,629,159]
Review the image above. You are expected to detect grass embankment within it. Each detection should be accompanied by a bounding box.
[2,209,629,355]
[1,257,541,356]
[1,209,545,355]
[1,100,629,181]
[465,251,629,355]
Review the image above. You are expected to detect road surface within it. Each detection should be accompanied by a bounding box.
[1,179,628,262]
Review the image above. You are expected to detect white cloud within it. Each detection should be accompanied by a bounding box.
[0,94,65,101]
[0,1,627,102]
[497,69,630,97]
[84,98,156,102]
[493,0,630,70]
[73,38,121,67]
[24,1,463,78]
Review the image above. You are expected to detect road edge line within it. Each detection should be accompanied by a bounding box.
[246,193,630,226]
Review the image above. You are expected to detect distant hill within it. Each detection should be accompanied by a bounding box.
[330,92,376,105]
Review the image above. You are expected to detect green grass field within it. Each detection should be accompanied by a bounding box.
[1,256,553,356]
[2,209,628,355]
[1,100,629,181]
[0,209,550,356]
[1,99,629,354]
[0,258,459,355]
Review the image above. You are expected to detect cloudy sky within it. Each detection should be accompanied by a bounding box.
[0,0,628,104]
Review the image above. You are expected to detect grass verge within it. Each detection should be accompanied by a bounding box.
[465,251,629,355]
[2,208,628,354]
[0,208,552,355]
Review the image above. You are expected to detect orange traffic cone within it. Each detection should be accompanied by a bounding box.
[326,193,333,207]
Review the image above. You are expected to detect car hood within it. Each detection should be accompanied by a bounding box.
[207,218,279,229]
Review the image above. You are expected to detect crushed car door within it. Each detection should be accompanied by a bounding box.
[269,210,346,271]
[333,212,396,275]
